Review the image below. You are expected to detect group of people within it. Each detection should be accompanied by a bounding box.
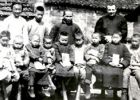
[0,1,140,100]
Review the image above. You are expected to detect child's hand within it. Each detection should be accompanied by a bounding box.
[118,64,123,68]
[109,62,116,66]
[38,58,43,62]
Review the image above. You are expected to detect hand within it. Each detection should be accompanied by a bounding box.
[130,66,140,70]
[38,58,43,62]
[109,62,117,67]
[104,35,112,43]
[118,64,123,68]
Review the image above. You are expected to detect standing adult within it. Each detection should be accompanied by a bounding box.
[49,10,83,44]
[25,5,48,44]
[3,1,27,44]
[95,4,128,43]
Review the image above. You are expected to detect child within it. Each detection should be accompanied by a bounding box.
[0,30,19,100]
[84,32,105,99]
[42,35,56,96]
[0,30,19,83]
[54,31,75,98]
[71,33,86,80]
[102,32,131,100]
[123,34,140,100]
[9,35,29,100]
[26,34,49,98]
[43,35,56,72]
[54,31,75,77]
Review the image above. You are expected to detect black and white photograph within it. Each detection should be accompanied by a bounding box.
[0,0,140,100]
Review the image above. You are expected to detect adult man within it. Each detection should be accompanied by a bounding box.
[25,5,48,44]
[49,10,83,44]
[3,1,27,44]
[95,4,128,43]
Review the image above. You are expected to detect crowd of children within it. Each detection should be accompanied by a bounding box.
[1,27,140,100]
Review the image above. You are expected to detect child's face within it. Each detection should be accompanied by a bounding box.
[112,34,121,44]
[75,37,84,46]
[31,35,40,47]
[59,35,68,45]
[0,37,9,46]
[91,34,100,44]
[44,38,52,49]
[131,38,140,48]
[13,40,23,49]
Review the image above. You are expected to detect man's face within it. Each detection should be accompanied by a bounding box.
[63,11,73,23]
[35,10,44,22]
[107,5,117,17]
[12,4,22,18]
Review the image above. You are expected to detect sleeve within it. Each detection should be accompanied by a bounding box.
[23,48,30,67]
[49,25,59,42]
[23,22,30,45]
[120,44,131,68]
[120,17,128,42]
[69,46,75,64]
[44,25,49,37]
[102,44,112,64]
[98,44,105,59]
[95,17,105,36]
[54,44,62,62]
[25,45,39,60]
[84,46,91,61]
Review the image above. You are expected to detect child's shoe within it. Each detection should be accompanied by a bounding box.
[42,87,51,97]
[28,86,35,98]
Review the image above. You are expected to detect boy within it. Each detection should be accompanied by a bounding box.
[54,31,75,77]
[0,30,19,83]
[71,33,86,80]
[41,35,56,97]
[0,30,19,100]
[25,5,48,44]
[102,32,131,100]
[26,34,49,98]
[43,35,56,72]
[123,34,140,100]
[84,32,105,99]
[9,35,29,100]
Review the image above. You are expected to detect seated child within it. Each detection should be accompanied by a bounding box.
[41,35,56,96]
[26,34,50,98]
[42,35,56,72]
[0,30,19,83]
[54,31,75,77]
[71,33,86,80]
[123,34,140,100]
[84,32,105,99]
[102,32,131,100]
[9,35,29,100]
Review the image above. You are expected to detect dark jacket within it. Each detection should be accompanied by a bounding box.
[95,14,128,43]
[54,42,75,64]
[102,43,131,68]
[25,44,44,67]
[49,19,83,44]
